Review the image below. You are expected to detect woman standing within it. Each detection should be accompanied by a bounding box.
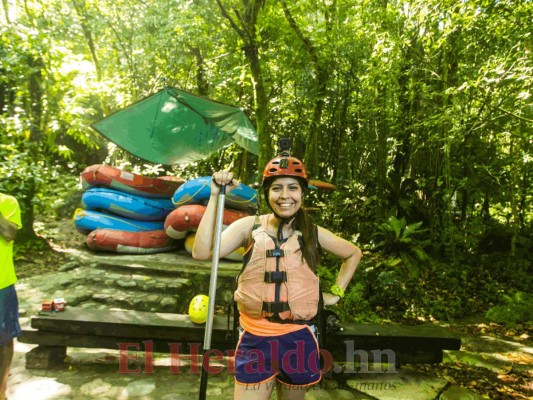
[193,152,362,400]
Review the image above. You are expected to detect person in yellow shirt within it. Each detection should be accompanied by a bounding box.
[193,148,362,400]
[0,193,22,400]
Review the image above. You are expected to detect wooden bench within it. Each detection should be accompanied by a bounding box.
[19,307,461,370]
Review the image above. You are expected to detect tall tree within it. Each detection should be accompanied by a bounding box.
[279,0,332,176]
[215,0,273,170]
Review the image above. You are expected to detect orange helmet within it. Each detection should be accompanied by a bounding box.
[262,155,308,186]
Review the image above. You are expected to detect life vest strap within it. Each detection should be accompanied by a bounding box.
[262,301,290,313]
[264,271,287,283]
[265,315,319,325]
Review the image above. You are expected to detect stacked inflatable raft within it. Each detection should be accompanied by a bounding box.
[75,166,259,260]
[165,176,257,261]
[75,164,184,254]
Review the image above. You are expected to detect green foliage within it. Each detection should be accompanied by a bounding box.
[371,216,429,282]
[341,282,380,324]
[0,0,530,323]
[317,265,379,323]
[0,139,82,214]
[485,292,533,326]
[13,238,49,261]
[373,216,426,254]
[314,180,374,245]
[38,166,83,219]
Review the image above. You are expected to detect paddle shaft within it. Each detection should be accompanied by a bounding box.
[199,185,226,400]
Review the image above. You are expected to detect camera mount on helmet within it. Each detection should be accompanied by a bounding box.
[262,138,308,184]
[278,138,291,169]
[278,137,291,154]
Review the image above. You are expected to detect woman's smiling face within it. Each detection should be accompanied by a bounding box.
[268,177,303,218]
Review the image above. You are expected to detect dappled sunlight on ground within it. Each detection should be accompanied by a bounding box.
[9,377,73,400]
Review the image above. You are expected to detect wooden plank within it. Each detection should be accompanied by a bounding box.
[20,330,444,369]
[328,325,461,351]
[19,329,232,353]
[338,322,460,339]
[333,324,461,351]
[29,307,461,353]
[31,308,229,343]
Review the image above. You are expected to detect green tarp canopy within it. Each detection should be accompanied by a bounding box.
[91,87,259,165]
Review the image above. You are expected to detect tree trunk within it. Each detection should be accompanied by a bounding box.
[188,46,209,96]
[216,0,273,173]
[245,45,273,171]
[280,0,330,177]
[72,0,102,81]
[2,0,9,24]
[16,180,37,242]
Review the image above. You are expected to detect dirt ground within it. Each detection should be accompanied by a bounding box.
[14,218,83,278]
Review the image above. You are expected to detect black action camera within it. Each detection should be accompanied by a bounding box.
[278,138,291,169]
[278,138,291,153]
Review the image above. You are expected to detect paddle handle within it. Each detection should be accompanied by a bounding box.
[199,185,226,400]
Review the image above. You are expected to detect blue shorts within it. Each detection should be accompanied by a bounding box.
[0,285,22,346]
[234,325,321,386]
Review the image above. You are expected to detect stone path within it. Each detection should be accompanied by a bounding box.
[10,341,470,400]
[15,249,241,315]
[7,247,490,399]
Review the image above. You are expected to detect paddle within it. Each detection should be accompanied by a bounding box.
[199,184,226,400]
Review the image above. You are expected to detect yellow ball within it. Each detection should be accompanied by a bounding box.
[188,294,209,324]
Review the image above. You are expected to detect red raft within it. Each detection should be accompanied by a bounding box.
[87,229,178,254]
[81,164,185,199]
[164,204,249,239]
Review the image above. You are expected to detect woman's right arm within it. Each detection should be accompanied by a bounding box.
[192,171,254,260]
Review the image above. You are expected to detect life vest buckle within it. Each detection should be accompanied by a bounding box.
[266,249,284,257]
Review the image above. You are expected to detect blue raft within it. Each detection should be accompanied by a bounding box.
[82,187,174,221]
[74,209,165,234]
[172,176,258,211]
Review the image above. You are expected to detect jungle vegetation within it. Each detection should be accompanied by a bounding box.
[0,0,531,324]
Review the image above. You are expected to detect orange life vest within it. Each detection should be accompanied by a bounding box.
[233,215,320,322]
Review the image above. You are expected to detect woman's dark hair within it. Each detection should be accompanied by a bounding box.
[263,176,321,272]
[293,207,321,272]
